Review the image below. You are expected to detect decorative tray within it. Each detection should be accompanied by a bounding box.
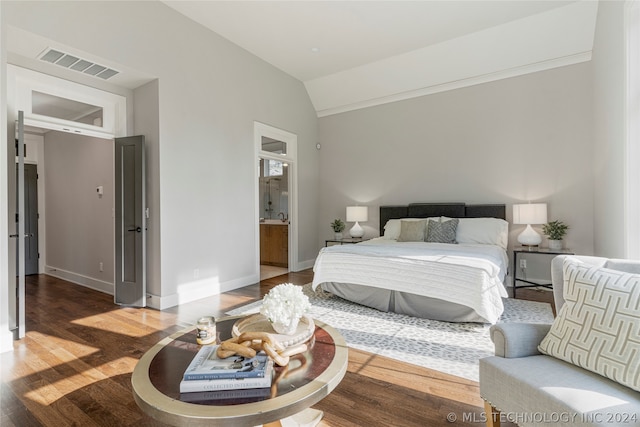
[231,314,315,349]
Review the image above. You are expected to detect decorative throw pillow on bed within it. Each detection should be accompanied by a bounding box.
[425,218,458,243]
[453,217,509,249]
[383,217,439,240]
[397,219,427,242]
[538,258,640,392]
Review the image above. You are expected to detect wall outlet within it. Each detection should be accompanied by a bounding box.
[519,259,527,269]
[194,268,200,279]
[99,262,104,272]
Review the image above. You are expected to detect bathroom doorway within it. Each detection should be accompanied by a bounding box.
[254,122,298,280]
[259,157,289,280]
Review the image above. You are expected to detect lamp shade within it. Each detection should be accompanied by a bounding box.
[346,206,368,222]
[512,203,547,225]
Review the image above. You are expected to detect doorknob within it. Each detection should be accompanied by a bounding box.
[127,227,142,233]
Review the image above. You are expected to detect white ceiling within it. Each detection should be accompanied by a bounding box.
[164,1,574,82]
[8,1,598,118]
[164,1,597,116]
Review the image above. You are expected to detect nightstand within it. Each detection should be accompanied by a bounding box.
[513,247,574,298]
[325,238,368,247]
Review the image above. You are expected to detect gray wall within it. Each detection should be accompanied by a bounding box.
[318,63,595,260]
[592,1,626,258]
[3,1,319,307]
[44,131,114,284]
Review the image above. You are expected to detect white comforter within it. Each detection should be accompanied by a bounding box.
[312,238,509,323]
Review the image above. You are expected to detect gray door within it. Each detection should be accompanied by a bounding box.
[15,164,39,275]
[114,136,146,306]
[10,111,26,338]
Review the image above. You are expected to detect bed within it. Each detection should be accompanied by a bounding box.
[312,203,509,323]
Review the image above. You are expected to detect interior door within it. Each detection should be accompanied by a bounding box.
[10,111,26,338]
[114,136,146,306]
[19,164,39,275]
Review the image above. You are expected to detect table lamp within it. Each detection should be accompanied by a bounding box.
[346,206,368,238]
[513,203,547,247]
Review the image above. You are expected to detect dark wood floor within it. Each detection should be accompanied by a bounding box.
[1,271,553,427]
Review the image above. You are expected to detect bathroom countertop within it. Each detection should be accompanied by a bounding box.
[260,219,289,225]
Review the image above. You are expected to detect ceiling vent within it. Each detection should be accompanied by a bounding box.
[38,48,119,80]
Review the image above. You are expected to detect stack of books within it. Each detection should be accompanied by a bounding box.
[179,345,273,396]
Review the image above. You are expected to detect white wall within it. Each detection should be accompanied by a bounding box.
[592,1,626,258]
[318,63,595,262]
[44,131,114,293]
[2,1,319,311]
[133,79,162,300]
[0,2,11,351]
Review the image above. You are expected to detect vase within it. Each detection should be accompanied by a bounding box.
[548,239,563,250]
[272,317,300,335]
[334,232,343,240]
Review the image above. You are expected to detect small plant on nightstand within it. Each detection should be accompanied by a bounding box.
[542,220,569,250]
[331,219,345,240]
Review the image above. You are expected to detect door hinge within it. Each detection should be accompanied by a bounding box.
[15,213,19,223]
[38,253,40,259]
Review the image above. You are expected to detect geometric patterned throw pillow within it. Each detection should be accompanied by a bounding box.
[425,218,458,244]
[538,258,640,392]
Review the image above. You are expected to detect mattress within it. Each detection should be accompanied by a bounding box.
[312,238,509,323]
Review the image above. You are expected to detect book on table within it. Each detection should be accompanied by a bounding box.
[179,361,273,393]
[182,345,270,380]
[180,345,274,394]
[179,387,271,404]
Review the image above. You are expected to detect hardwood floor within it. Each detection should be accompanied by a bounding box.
[1,272,553,427]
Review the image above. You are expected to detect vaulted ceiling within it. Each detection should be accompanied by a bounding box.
[164,1,598,116]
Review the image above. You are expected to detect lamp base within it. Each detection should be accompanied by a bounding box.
[349,222,364,238]
[517,224,542,246]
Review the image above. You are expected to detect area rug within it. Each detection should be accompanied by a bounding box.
[226,284,554,382]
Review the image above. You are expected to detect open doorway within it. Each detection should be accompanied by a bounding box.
[7,65,130,338]
[259,157,289,280]
[254,122,298,280]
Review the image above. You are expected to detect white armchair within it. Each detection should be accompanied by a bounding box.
[479,255,640,427]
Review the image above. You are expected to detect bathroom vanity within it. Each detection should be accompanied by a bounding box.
[260,221,288,268]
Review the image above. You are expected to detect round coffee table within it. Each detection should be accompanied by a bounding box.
[131,316,347,426]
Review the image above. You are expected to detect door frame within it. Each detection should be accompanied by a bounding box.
[3,66,127,348]
[254,122,298,274]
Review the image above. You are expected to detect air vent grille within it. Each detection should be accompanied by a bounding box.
[38,48,119,80]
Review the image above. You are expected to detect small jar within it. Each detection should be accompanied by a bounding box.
[196,316,216,345]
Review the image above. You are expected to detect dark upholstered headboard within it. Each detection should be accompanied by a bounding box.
[379,203,506,236]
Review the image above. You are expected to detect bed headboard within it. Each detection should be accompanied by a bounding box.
[378,203,506,236]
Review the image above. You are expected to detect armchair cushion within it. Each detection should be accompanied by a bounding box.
[539,257,640,392]
[480,355,640,426]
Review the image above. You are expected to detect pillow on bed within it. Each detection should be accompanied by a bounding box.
[426,218,458,243]
[397,219,427,242]
[383,217,439,240]
[452,217,509,249]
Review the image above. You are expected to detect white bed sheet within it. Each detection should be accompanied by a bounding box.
[312,238,509,323]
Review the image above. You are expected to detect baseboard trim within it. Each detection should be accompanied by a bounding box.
[294,258,315,271]
[45,265,114,295]
[146,273,260,310]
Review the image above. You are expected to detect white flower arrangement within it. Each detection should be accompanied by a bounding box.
[260,283,311,327]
